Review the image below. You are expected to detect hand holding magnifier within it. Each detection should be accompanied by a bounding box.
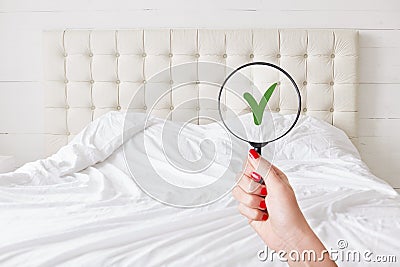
[218,62,301,182]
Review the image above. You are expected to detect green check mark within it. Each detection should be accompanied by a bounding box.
[243,82,277,125]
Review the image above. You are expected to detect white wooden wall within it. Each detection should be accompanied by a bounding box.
[0,0,399,191]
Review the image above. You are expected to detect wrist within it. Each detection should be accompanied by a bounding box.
[282,226,337,266]
[283,224,317,252]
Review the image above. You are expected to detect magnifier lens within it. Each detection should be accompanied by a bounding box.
[219,62,301,146]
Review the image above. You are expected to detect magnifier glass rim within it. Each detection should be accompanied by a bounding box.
[218,61,302,146]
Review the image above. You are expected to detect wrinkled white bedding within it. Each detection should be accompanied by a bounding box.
[0,112,399,267]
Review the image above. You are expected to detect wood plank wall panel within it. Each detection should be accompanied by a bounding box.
[0,0,399,189]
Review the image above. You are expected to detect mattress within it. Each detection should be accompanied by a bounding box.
[0,112,398,267]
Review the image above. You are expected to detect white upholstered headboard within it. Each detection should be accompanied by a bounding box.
[43,29,358,155]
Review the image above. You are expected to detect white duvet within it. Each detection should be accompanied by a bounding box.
[0,112,399,267]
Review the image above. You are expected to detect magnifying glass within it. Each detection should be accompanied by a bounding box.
[218,62,301,178]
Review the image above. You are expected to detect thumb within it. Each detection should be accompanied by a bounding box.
[248,149,282,186]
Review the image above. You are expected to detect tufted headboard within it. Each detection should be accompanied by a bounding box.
[43,29,358,155]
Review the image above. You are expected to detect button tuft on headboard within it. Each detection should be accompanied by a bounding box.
[43,29,359,155]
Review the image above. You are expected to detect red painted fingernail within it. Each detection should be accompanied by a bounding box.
[259,200,266,209]
[260,187,267,195]
[262,213,269,221]
[251,171,262,183]
[249,149,260,159]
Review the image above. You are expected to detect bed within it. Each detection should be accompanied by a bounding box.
[0,29,398,266]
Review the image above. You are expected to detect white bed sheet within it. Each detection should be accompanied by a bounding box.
[0,112,399,267]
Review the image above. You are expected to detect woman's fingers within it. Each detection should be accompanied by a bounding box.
[234,153,272,222]
[232,185,268,210]
[241,157,256,178]
[236,172,267,195]
[246,149,288,187]
[247,149,273,178]
[237,203,269,221]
